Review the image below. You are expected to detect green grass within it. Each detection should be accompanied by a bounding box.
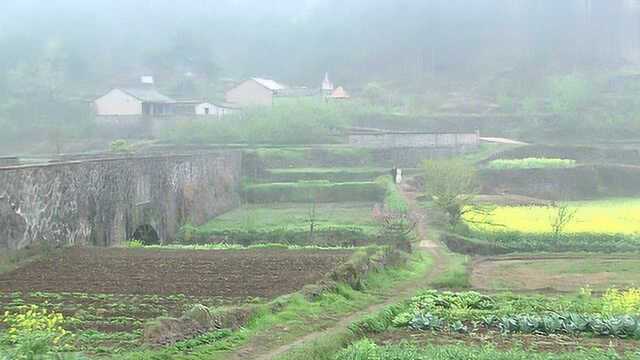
[274,253,433,360]
[430,252,470,289]
[377,176,409,214]
[254,148,308,162]
[486,157,576,170]
[180,202,382,247]
[197,202,380,235]
[477,256,640,292]
[0,245,56,275]
[268,167,382,174]
[336,341,636,360]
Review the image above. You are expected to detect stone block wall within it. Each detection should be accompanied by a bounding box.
[0,151,242,250]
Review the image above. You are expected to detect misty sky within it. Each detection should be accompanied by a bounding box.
[1,0,639,87]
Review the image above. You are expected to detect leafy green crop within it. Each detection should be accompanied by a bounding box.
[393,290,640,340]
[487,157,576,170]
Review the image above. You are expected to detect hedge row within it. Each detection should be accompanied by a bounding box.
[243,181,386,203]
[445,229,640,254]
[179,227,378,248]
[476,231,640,253]
[485,144,640,166]
[261,168,389,183]
[378,176,409,213]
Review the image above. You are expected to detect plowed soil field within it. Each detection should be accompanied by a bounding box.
[0,247,352,298]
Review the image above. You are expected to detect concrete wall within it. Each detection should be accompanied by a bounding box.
[348,132,480,148]
[95,89,143,116]
[225,80,273,107]
[0,152,242,250]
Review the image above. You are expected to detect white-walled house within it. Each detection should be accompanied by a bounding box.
[94,88,176,116]
[225,78,287,107]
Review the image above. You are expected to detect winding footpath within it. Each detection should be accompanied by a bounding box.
[224,182,450,360]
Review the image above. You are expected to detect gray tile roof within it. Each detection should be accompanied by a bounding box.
[120,87,176,103]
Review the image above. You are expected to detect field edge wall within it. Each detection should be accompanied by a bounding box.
[0,151,242,250]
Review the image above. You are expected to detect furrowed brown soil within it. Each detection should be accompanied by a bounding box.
[372,328,640,355]
[0,247,353,298]
[472,255,640,293]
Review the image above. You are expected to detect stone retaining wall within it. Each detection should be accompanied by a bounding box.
[0,152,242,250]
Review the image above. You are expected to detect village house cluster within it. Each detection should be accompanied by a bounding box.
[93,74,350,119]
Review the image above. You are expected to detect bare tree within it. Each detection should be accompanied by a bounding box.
[549,202,577,241]
[378,211,416,253]
[305,199,327,243]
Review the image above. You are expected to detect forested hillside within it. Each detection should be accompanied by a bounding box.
[2,0,640,152]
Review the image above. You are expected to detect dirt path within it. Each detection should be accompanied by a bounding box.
[225,183,450,360]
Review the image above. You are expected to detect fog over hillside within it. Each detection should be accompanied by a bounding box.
[2,0,640,154]
[2,0,639,88]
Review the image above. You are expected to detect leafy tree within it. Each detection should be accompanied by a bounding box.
[109,139,132,154]
[422,159,477,226]
[549,73,593,113]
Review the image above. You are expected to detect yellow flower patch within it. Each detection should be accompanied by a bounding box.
[465,199,640,235]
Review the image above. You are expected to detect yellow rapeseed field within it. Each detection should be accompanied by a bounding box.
[465,198,640,234]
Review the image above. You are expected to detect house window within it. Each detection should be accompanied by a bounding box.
[204,107,210,115]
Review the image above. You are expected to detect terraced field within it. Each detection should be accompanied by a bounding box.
[0,247,353,352]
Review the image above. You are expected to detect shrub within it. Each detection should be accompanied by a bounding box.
[123,239,145,248]
[603,288,640,315]
[161,101,353,145]
[423,159,477,226]
[549,73,594,114]
[179,227,375,248]
[110,139,132,154]
[467,230,640,253]
[1,305,74,358]
[335,339,379,360]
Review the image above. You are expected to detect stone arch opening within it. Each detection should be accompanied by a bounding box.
[131,224,160,245]
[0,197,27,249]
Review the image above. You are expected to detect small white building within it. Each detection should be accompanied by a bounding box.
[94,87,176,116]
[194,102,237,118]
[176,100,238,119]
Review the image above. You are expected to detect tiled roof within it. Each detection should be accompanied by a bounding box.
[120,88,176,103]
[329,86,350,99]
